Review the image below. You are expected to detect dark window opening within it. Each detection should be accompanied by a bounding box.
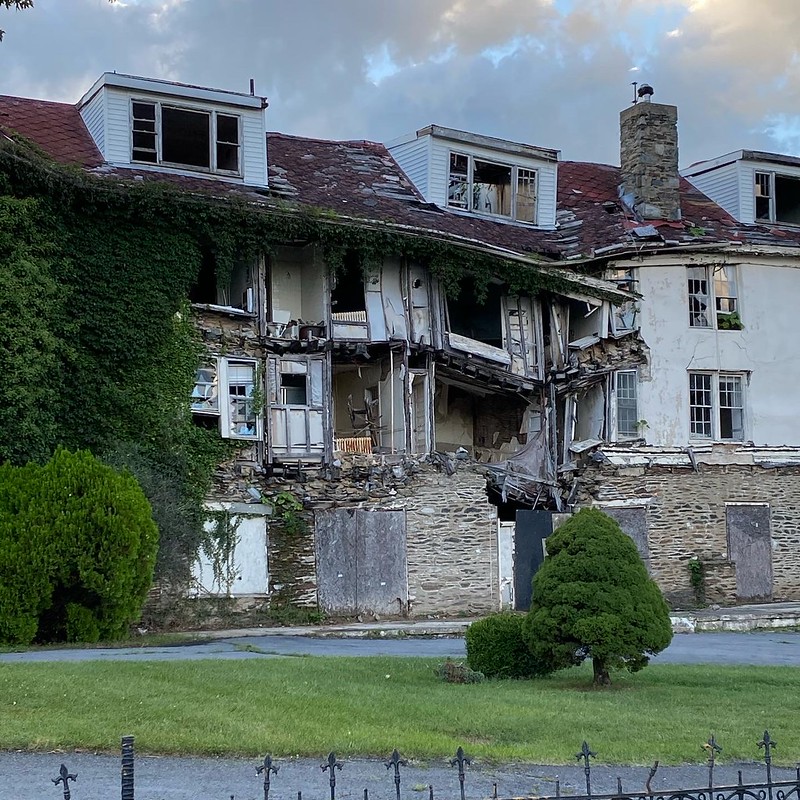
[775,175,800,224]
[331,253,366,314]
[281,373,307,405]
[216,113,240,172]
[162,107,210,169]
[189,249,217,305]
[448,279,503,349]
[472,159,512,217]
[189,252,254,311]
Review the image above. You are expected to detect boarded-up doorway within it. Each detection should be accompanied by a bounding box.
[726,503,773,601]
[513,510,553,611]
[316,509,408,615]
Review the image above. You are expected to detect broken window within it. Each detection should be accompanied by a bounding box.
[446,151,537,223]
[687,266,711,328]
[719,374,744,441]
[226,361,258,438]
[191,364,219,414]
[614,370,638,439]
[606,268,638,332]
[131,100,240,175]
[447,279,503,349]
[191,358,260,440]
[688,265,742,329]
[689,371,745,441]
[754,170,800,224]
[267,355,326,459]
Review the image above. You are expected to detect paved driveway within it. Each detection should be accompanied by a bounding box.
[1,631,800,664]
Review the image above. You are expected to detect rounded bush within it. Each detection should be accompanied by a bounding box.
[0,449,159,645]
[465,612,539,679]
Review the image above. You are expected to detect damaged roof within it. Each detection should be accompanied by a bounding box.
[0,95,104,168]
[2,93,799,275]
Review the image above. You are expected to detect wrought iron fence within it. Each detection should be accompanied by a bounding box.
[46,730,800,800]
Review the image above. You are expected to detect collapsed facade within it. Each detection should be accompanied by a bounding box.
[2,76,800,614]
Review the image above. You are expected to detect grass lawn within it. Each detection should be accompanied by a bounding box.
[0,658,798,764]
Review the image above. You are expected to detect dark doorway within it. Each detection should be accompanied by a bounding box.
[513,509,553,610]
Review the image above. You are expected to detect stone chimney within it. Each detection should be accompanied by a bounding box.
[619,85,681,221]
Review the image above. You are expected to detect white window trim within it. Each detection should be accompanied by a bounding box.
[192,356,262,441]
[687,265,741,330]
[446,150,538,225]
[688,370,746,443]
[130,99,242,176]
[610,369,639,441]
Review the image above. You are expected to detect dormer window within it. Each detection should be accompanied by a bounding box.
[755,170,800,224]
[131,100,241,175]
[447,152,537,223]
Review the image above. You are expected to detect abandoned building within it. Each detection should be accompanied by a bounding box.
[2,74,800,615]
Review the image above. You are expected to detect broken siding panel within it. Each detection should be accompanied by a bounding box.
[447,332,512,364]
[380,258,408,339]
[365,268,388,342]
[388,136,430,197]
[505,296,539,377]
[270,247,303,322]
[408,263,432,345]
[300,249,326,324]
[79,88,106,157]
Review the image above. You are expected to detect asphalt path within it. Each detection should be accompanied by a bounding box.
[2,632,799,799]
[1,630,800,664]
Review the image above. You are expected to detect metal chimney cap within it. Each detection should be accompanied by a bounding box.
[638,84,654,100]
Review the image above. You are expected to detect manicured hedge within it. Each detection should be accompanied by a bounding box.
[465,612,539,679]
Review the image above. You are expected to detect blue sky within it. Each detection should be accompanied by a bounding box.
[2,0,799,166]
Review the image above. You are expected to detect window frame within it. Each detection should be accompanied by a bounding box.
[191,357,261,440]
[754,169,800,225]
[688,370,746,442]
[687,265,742,330]
[612,369,639,440]
[446,150,538,224]
[130,99,242,176]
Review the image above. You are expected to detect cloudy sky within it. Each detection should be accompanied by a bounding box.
[2,0,799,167]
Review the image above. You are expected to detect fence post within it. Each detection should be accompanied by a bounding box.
[121,735,135,800]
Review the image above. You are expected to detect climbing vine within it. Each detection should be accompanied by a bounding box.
[0,135,615,590]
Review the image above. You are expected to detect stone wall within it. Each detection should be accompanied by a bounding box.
[577,463,800,605]
[255,455,499,616]
[619,100,681,221]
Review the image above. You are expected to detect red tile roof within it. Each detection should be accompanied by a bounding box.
[2,94,798,261]
[0,96,103,168]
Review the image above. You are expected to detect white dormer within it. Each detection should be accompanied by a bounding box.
[387,124,559,229]
[682,150,800,226]
[77,73,269,188]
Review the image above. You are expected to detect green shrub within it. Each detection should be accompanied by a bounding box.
[0,449,159,645]
[465,611,539,679]
[523,508,673,686]
[435,658,485,684]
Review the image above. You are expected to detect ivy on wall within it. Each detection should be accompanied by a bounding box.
[0,136,610,587]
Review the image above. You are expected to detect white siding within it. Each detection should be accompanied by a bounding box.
[683,161,740,220]
[425,136,558,228]
[99,86,268,188]
[78,90,106,158]
[388,136,430,197]
[105,88,132,166]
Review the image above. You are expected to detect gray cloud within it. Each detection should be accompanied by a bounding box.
[2,0,800,166]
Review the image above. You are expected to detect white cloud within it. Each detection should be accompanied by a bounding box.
[2,0,800,165]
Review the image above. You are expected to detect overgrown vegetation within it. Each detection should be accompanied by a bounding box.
[523,509,673,685]
[688,558,707,606]
[0,449,158,644]
[0,132,614,598]
[1,658,799,762]
[465,612,538,679]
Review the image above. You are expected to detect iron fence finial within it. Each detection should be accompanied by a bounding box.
[257,754,280,800]
[52,764,77,800]
[450,746,471,800]
[575,741,596,798]
[385,749,408,800]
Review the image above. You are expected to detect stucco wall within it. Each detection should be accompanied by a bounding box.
[620,255,800,448]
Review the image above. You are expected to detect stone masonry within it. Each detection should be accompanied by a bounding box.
[619,100,681,221]
[577,462,800,606]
